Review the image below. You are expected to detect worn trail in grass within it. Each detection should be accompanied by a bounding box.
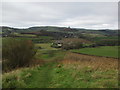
[2,51,118,88]
[25,62,57,88]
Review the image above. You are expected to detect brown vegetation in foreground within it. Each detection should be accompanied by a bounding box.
[61,52,118,71]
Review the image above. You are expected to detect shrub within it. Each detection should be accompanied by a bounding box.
[2,38,37,72]
[95,39,118,46]
[61,38,85,50]
[62,42,83,50]
[2,74,26,88]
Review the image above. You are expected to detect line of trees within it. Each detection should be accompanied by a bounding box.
[95,39,119,46]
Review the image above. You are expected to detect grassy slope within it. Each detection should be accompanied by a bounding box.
[24,62,57,88]
[35,43,57,50]
[49,65,118,88]
[35,43,66,61]
[71,46,118,58]
[2,43,118,88]
[2,60,118,88]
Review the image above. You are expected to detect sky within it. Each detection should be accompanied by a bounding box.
[1,2,118,29]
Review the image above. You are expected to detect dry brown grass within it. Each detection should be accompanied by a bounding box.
[61,52,118,71]
[62,38,92,44]
[29,59,45,67]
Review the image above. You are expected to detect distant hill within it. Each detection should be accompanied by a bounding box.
[0,26,118,37]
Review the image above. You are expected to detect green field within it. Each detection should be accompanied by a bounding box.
[93,36,118,41]
[13,33,37,37]
[2,36,53,43]
[71,46,118,58]
[35,43,66,61]
[35,43,57,50]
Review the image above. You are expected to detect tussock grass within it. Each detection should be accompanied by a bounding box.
[49,52,118,88]
[62,52,118,70]
[2,52,118,88]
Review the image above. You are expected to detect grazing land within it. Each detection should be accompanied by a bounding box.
[71,46,118,58]
[35,43,57,50]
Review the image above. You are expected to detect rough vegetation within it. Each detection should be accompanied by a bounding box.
[2,52,118,88]
[1,26,119,88]
[2,38,37,72]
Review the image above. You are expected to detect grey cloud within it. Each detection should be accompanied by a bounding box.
[1,2,118,29]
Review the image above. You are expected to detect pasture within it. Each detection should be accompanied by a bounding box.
[35,43,66,61]
[71,46,118,58]
[35,43,57,50]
